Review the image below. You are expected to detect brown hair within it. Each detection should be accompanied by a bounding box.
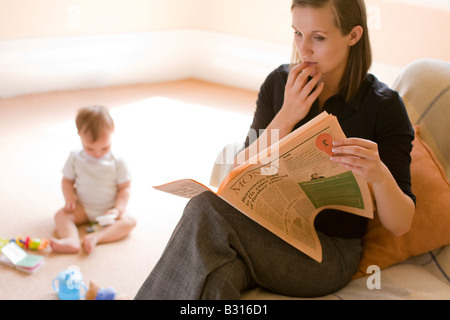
[291,0,372,101]
[76,105,115,142]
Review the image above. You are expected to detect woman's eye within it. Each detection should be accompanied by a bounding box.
[314,36,325,41]
[295,31,303,37]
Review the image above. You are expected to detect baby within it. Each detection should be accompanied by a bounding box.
[50,106,136,254]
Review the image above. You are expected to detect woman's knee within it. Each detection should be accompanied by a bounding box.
[183,191,217,217]
[185,191,239,220]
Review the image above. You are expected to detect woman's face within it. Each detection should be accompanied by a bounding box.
[291,4,356,85]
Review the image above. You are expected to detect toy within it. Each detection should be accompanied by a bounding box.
[85,223,101,233]
[52,266,87,300]
[96,212,118,227]
[85,213,119,233]
[0,236,49,251]
[14,236,49,251]
[0,237,9,249]
[86,281,129,300]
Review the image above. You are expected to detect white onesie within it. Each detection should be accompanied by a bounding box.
[62,149,131,222]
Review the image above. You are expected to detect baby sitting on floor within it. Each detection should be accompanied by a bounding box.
[50,105,136,254]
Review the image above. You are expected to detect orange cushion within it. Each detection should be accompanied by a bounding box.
[353,127,450,279]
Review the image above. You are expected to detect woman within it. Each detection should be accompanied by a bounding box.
[135,0,416,299]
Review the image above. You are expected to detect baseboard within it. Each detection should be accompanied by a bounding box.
[0,29,402,97]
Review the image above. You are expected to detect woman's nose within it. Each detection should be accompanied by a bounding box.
[299,38,313,57]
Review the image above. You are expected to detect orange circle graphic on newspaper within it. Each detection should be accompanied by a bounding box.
[316,133,334,156]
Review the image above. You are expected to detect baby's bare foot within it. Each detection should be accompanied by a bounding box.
[50,238,80,253]
[83,234,99,254]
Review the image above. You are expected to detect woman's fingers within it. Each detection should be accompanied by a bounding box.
[303,72,323,97]
[294,66,319,92]
[306,81,324,105]
[330,138,385,182]
[332,139,378,159]
[281,62,323,124]
[288,63,319,90]
[287,62,309,87]
[333,138,376,148]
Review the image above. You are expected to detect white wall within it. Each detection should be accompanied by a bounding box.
[0,30,291,97]
[0,0,449,97]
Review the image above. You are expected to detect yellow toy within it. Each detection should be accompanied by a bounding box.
[0,237,8,249]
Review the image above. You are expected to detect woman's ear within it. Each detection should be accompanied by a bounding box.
[348,25,363,46]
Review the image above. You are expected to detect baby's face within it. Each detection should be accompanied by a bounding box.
[79,130,113,159]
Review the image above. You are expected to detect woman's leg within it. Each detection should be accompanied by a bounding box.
[200,256,254,299]
[135,191,255,299]
[135,191,362,299]
[216,194,363,298]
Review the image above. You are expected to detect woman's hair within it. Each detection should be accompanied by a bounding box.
[291,0,372,101]
[76,105,115,142]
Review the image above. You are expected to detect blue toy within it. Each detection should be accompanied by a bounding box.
[52,266,87,300]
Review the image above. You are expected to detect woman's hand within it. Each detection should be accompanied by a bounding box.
[330,137,389,183]
[331,137,415,237]
[236,63,325,168]
[279,62,324,130]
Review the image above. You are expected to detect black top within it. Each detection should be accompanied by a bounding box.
[244,64,415,238]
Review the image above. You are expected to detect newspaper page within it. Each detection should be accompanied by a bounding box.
[154,112,373,262]
[154,179,214,199]
[216,112,373,262]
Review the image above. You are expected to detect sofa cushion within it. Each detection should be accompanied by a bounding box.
[392,58,450,179]
[353,127,450,278]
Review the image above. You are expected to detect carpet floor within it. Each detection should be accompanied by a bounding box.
[0,79,256,300]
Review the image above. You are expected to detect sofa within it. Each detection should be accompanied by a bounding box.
[210,58,450,300]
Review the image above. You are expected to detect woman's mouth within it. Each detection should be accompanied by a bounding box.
[304,61,319,76]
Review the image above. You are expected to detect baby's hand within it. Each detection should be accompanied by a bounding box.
[64,200,76,213]
[104,208,120,217]
[97,209,120,227]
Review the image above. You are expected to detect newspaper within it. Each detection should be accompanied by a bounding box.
[154,112,373,262]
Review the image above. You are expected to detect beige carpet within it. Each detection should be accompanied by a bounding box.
[0,79,256,300]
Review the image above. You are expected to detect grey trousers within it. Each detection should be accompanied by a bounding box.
[134,191,363,300]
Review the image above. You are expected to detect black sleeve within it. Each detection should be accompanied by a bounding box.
[373,90,416,204]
